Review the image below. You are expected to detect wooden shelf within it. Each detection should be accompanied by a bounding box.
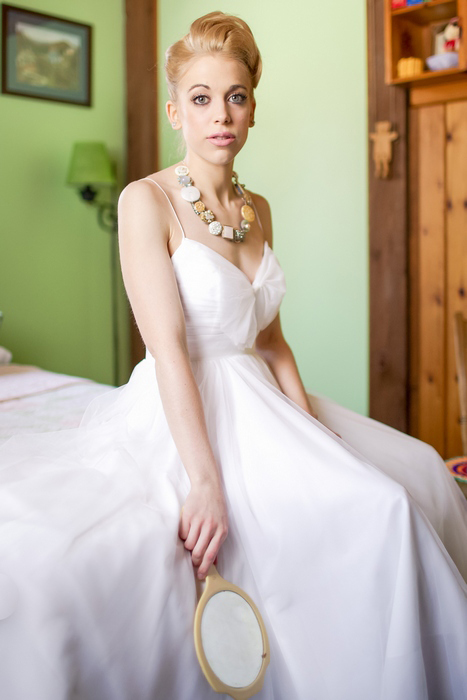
[385,0,467,85]
[392,1,457,24]
[391,65,465,84]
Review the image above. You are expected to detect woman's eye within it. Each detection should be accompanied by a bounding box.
[230,93,247,103]
[192,94,208,105]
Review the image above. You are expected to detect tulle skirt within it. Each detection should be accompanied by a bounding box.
[0,350,466,699]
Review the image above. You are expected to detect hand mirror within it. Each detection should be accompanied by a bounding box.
[193,563,270,699]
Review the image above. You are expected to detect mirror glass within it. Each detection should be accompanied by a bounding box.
[200,590,264,688]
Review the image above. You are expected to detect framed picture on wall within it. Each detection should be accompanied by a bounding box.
[1,3,92,106]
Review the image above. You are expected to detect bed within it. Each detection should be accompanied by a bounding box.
[0,364,113,445]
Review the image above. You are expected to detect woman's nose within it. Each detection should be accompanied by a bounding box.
[213,101,231,123]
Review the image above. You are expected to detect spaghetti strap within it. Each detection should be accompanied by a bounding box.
[141,177,186,239]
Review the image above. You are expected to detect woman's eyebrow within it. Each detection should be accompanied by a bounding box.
[188,83,248,92]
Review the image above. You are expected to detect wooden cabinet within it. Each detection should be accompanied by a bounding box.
[385,0,467,85]
[377,1,467,457]
[409,100,467,459]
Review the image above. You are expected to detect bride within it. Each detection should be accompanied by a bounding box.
[0,10,466,700]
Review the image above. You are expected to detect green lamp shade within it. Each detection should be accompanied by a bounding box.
[66,142,116,186]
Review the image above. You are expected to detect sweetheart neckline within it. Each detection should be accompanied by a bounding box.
[171,237,270,287]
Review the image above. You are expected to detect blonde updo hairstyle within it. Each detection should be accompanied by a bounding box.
[165,11,262,106]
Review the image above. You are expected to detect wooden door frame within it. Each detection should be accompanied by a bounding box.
[367,0,410,431]
[124,0,159,368]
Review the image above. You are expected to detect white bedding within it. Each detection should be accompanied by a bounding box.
[0,364,112,444]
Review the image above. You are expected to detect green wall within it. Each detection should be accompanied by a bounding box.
[158,2,369,415]
[0,0,128,386]
[0,1,369,412]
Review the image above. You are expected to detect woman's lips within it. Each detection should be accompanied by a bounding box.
[207,135,236,146]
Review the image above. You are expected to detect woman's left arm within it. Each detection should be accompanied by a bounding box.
[255,315,318,419]
[251,192,318,419]
[255,324,342,437]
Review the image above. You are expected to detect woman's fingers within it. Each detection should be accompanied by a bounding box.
[191,521,216,566]
[182,519,202,551]
[179,517,187,541]
[178,485,229,578]
[179,506,191,541]
[196,529,226,579]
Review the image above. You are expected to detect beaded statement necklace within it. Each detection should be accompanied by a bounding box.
[175,164,255,243]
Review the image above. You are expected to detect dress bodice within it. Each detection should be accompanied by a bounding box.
[141,177,287,361]
[167,237,286,359]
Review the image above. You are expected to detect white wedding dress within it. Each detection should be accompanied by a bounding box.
[0,178,466,700]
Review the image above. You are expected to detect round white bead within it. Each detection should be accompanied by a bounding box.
[209,221,223,236]
[175,165,189,176]
[181,185,200,202]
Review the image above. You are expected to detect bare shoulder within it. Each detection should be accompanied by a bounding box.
[248,191,273,248]
[118,173,172,212]
[117,176,173,248]
[116,173,188,358]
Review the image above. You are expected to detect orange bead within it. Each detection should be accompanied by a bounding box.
[241,205,255,222]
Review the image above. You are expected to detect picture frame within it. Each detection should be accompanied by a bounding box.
[1,3,92,106]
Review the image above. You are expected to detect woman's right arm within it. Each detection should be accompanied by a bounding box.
[117,180,228,579]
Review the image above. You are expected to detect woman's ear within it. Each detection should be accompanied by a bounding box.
[250,97,256,126]
[166,100,180,129]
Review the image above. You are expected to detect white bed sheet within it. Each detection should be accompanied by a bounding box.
[0,364,112,444]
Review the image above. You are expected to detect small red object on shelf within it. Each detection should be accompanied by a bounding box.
[392,0,406,8]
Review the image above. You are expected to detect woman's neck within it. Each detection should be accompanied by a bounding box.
[181,153,237,208]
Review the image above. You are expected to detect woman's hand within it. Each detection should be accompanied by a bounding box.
[179,479,229,580]
[309,406,342,439]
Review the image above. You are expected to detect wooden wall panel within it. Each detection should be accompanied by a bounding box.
[409,98,467,458]
[408,109,420,436]
[414,105,446,454]
[446,101,467,457]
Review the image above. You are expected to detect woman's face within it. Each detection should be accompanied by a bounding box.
[167,54,255,166]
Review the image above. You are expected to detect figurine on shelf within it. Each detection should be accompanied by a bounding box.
[369,121,399,179]
[426,17,461,71]
[443,18,460,52]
